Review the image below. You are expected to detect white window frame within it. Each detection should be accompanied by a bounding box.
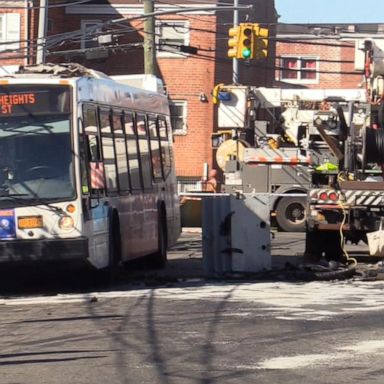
[0,15,4,43]
[280,56,319,84]
[156,20,190,58]
[0,13,21,52]
[169,100,187,135]
[81,19,102,49]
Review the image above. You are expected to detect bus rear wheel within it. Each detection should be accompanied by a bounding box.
[275,197,306,232]
[108,215,121,269]
[149,213,167,268]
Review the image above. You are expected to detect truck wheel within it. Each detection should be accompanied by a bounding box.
[304,230,344,262]
[275,197,306,232]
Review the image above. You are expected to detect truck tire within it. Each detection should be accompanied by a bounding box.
[304,230,344,262]
[275,197,306,232]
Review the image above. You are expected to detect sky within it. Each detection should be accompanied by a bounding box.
[275,0,384,24]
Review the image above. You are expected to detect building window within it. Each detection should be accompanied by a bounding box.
[0,16,4,43]
[0,13,20,52]
[281,57,319,83]
[81,20,102,49]
[156,21,189,57]
[169,100,187,135]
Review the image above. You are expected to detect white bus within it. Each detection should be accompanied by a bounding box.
[0,63,180,271]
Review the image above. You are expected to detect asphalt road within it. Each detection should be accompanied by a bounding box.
[1,230,384,384]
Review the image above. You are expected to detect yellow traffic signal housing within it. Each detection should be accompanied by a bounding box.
[228,23,269,60]
[253,24,269,59]
[238,24,254,60]
[227,26,240,58]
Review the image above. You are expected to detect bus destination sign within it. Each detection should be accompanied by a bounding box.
[0,93,36,115]
[0,85,70,116]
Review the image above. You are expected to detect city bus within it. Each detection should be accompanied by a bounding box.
[0,63,181,271]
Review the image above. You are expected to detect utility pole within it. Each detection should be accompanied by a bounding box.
[36,0,48,64]
[143,0,156,75]
[232,0,239,84]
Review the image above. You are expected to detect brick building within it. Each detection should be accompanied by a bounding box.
[275,23,384,90]
[29,0,277,190]
[0,1,27,74]
[2,4,383,191]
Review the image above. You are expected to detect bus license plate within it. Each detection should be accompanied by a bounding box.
[18,216,43,229]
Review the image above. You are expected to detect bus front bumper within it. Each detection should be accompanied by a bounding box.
[0,238,89,264]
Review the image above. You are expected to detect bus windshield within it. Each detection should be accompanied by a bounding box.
[0,85,74,206]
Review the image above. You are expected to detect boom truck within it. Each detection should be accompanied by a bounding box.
[214,85,367,232]
[304,39,384,261]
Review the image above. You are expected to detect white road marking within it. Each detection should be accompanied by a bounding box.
[1,280,384,322]
[257,340,384,370]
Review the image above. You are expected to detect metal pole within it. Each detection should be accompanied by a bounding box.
[232,0,239,84]
[36,0,47,64]
[144,0,156,75]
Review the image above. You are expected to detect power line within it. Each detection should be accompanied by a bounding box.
[0,0,91,9]
[34,37,366,78]
[32,3,251,54]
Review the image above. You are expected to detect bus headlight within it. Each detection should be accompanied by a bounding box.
[58,215,74,231]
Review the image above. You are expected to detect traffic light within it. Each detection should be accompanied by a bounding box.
[238,24,253,60]
[227,26,241,58]
[227,23,269,60]
[253,24,269,59]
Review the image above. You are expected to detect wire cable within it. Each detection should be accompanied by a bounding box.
[1,0,92,9]
[338,193,358,267]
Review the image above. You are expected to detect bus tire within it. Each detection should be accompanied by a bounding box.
[109,211,121,267]
[150,211,168,268]
[275,197,306,232]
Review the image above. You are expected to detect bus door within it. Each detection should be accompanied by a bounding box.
[81,104,110,269]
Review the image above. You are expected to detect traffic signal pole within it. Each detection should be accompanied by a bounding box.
[232,0,239,84]
[144,0,156,75]
[36,0,48,64]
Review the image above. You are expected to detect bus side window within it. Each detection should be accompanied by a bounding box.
[82,104,102,195]
[113,111,130,193]
[159,117,172,178]
[99,109,118,195]
[137,114,153,190]
[125,112,142,191]
[88,135,100,161]
[148,115,163,181]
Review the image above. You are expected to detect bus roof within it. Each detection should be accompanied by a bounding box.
[0,63,170,116]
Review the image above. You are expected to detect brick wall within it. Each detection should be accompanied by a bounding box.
[0,3,26,67]
[276,39,363,89]
[41,1,277,179]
